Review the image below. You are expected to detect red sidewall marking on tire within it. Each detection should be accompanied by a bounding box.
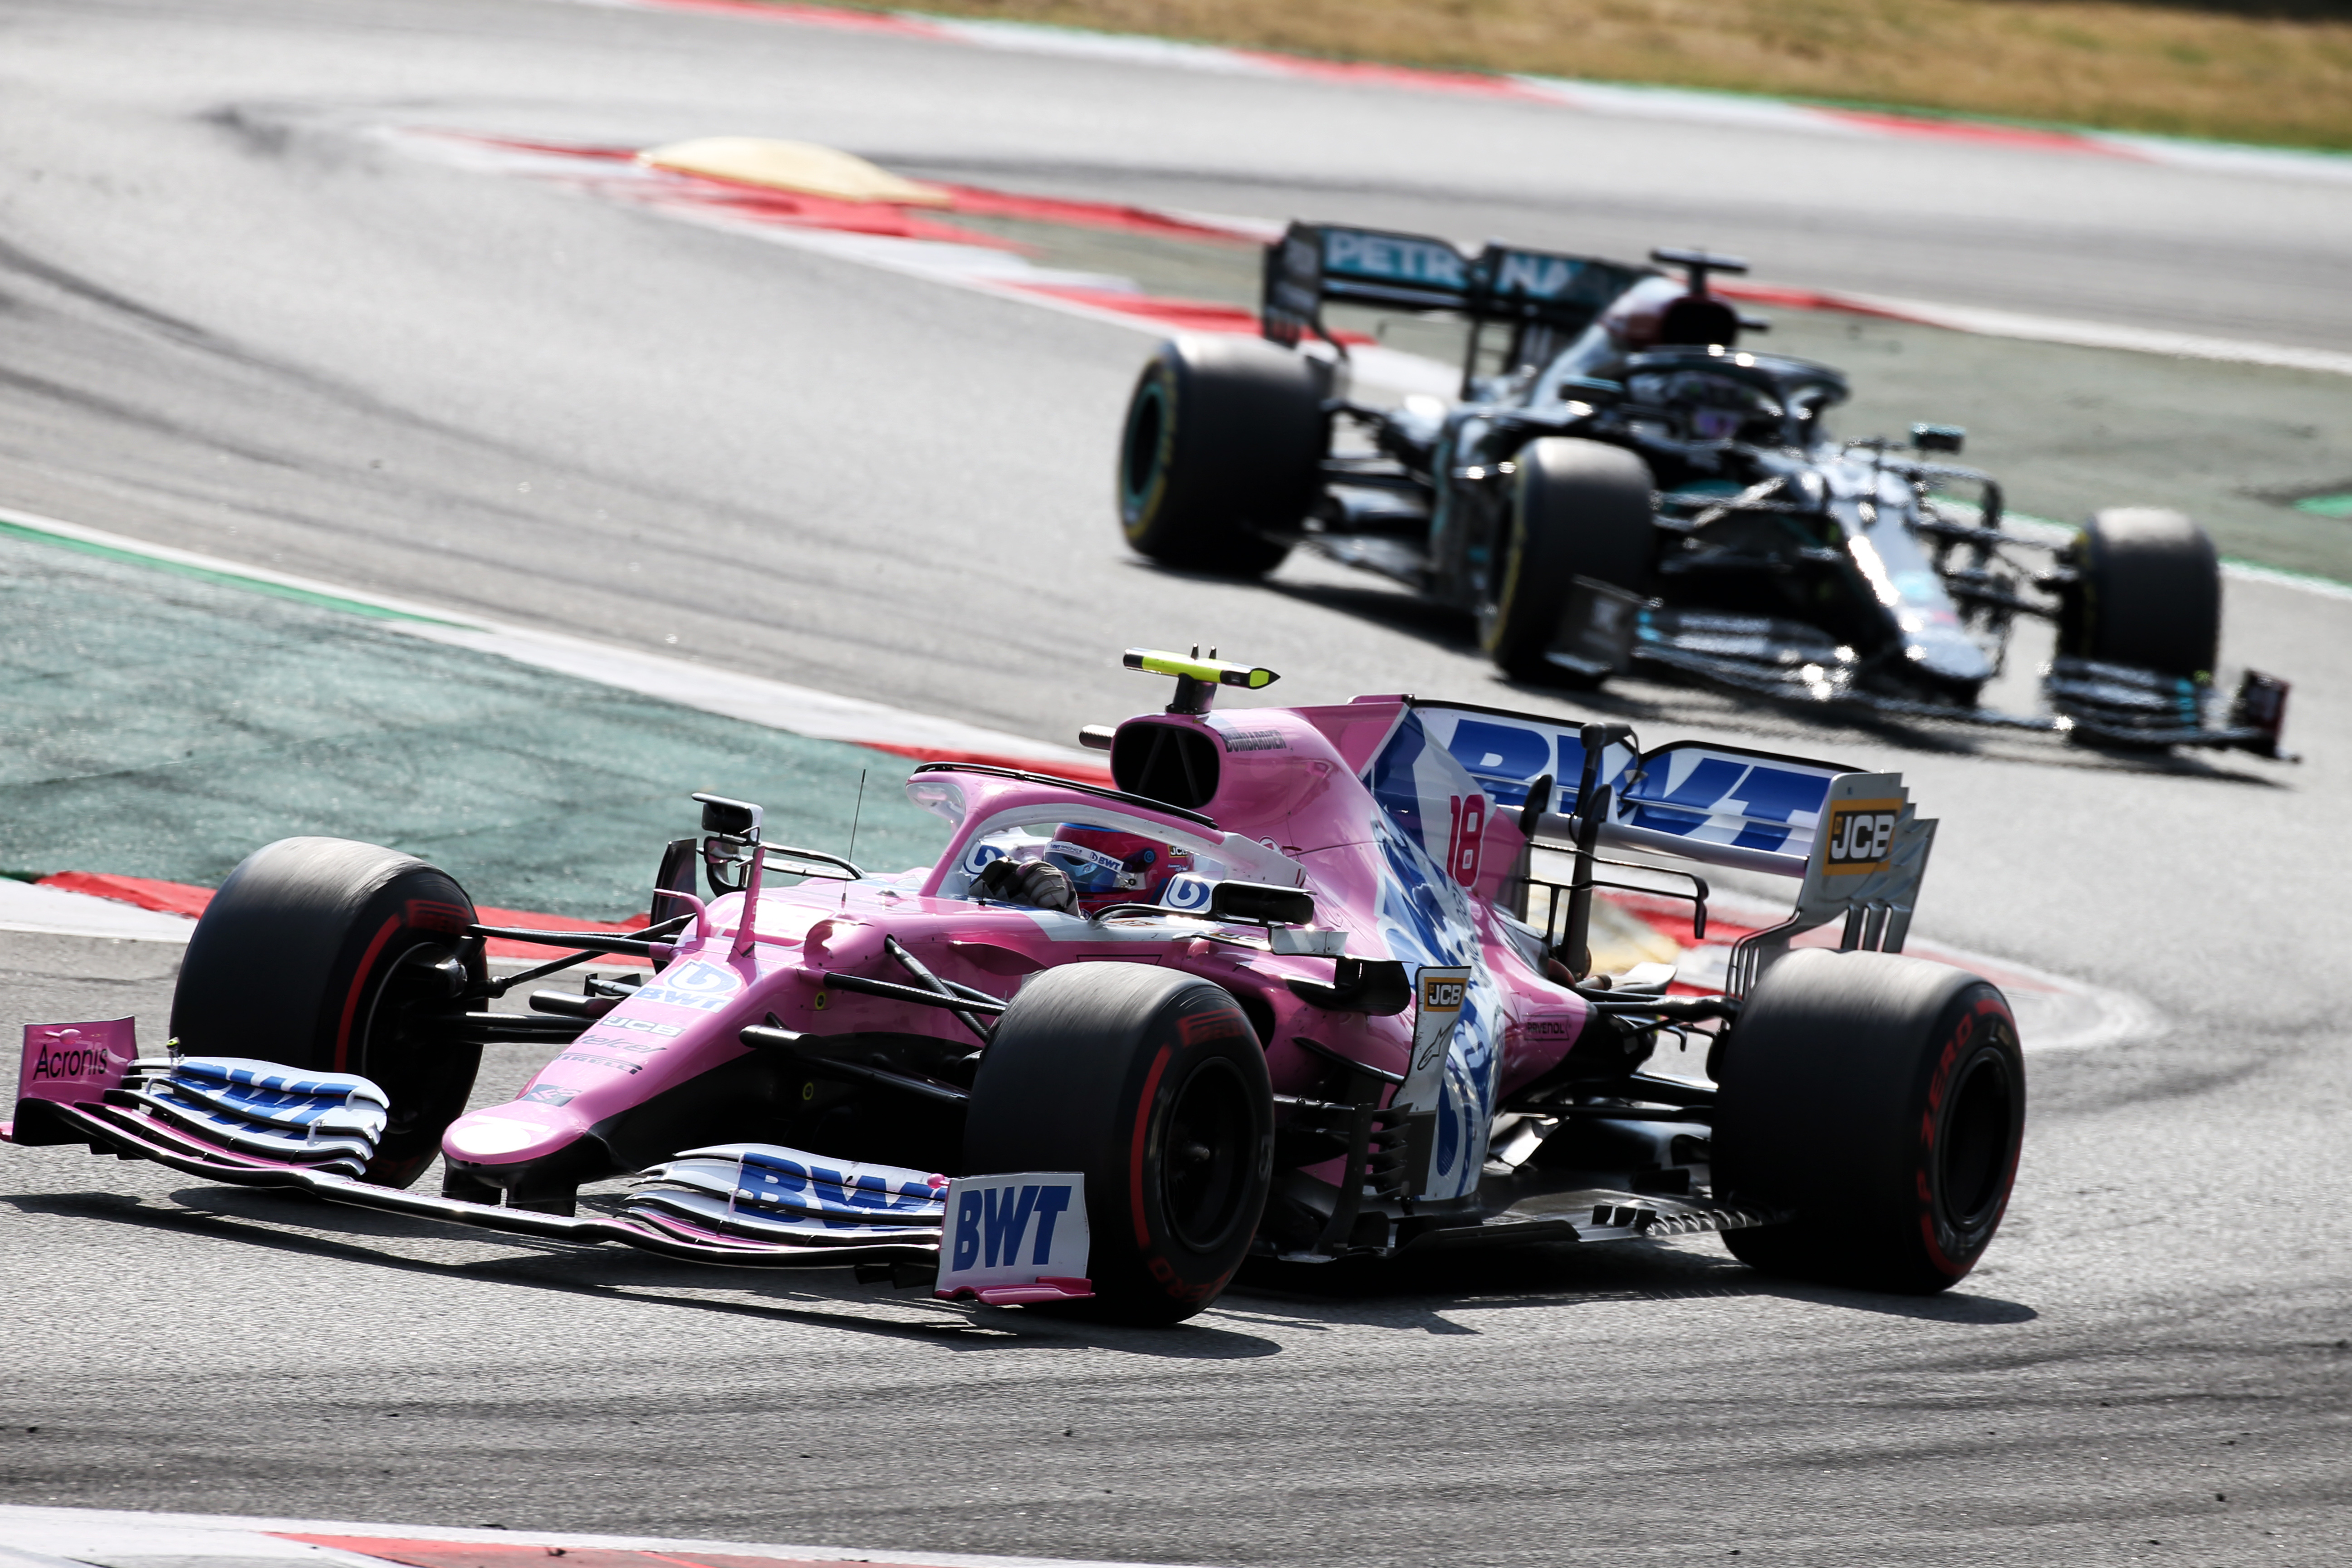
[1129,1043,1174,1249]
[1914,994,2017,1280]
[334,916,405,1073]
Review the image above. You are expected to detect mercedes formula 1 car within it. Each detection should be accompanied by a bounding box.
[9,651,2024,1323]
[1116,225,2290,755]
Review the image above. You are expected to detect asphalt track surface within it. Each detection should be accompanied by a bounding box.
[2,0,2350,1563]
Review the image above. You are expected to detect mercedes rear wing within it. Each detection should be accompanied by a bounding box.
[1262,222,1655,387]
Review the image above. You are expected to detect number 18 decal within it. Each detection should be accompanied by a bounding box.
[1446,794,1487,887]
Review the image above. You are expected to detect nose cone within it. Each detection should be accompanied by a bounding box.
[1904,619,1997,690]
[443,1103,588,1167]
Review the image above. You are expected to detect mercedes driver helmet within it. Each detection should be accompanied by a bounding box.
[1627,366,1785,444]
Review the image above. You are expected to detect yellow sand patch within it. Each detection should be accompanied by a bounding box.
[637,137,952,206]
[1523,885,1685,976]
[1586,895,1685,976]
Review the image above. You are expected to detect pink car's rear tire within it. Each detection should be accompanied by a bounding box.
[1710,949,2025,1294]
[169,837,485,1189]
[964,964,1274,1324]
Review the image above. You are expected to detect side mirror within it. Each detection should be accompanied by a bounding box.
[693,792,763,840]
[1209,881,1315,926]
[1911,423,1965,456]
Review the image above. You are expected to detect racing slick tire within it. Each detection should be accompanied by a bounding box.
[1710,949,2024,1294]
[169,838,485,1190]
[1480,436,1657,683]
[964,964,1274,1324]
[1117,335,1325,577]
[2057,507,2220,681]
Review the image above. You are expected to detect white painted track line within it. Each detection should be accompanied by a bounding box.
[394,118,2352,385]
[0,1505,1208,1568]
[0,881,198,944]
[1720,282,2352,379]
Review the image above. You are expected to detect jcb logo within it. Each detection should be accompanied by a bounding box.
[1421,976,1466,1012]
[1824,800,1901,875]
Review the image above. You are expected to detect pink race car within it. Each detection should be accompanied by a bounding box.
[7,650,2025,1323]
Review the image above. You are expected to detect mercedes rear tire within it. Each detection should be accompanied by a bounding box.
[1117,335,1326,578]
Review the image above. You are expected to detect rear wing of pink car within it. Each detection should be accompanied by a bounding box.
[1384,700,1937,993]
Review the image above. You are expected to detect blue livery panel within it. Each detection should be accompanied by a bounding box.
[1410,703,1850,863]
[1614,741,1847,862]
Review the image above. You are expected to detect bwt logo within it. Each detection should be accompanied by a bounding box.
[1160,873,1214,912]
[1824,800,1902,874]
[659,960,739,995]
[632,987,730,1013]
[951,1183,1075,1270]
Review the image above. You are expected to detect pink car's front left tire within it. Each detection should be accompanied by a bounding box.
[169,837,485,1189]
[963,964,1274,1324]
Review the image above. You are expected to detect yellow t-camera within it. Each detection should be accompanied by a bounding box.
[1122,647,1280,714]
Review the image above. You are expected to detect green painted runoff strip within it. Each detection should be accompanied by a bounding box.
[0,531,946,918]
[2293,494,2352,520]
[0,514,471,628]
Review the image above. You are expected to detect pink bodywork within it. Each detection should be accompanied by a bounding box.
[6,1018,137,1140]
[441,697,1592,1182]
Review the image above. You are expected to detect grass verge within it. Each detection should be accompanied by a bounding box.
[841,0,2352,151]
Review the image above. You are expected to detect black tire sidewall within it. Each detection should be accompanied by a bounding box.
[1714,950,2026,1293]
[1118,354,1183,542]
[1481,436,1656,680]
[1912,993,2025,1274]
[964,964,1274,1323]
[170,837,484,1188]
[1116,336,1322,577]
[2058,507,2220,680]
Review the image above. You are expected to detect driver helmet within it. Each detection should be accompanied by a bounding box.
[1594,274,1688,355]
[1044,823,1194,913]
[1627,367,1785,445]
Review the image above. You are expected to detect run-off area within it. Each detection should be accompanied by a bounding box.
[0,529,951,919]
